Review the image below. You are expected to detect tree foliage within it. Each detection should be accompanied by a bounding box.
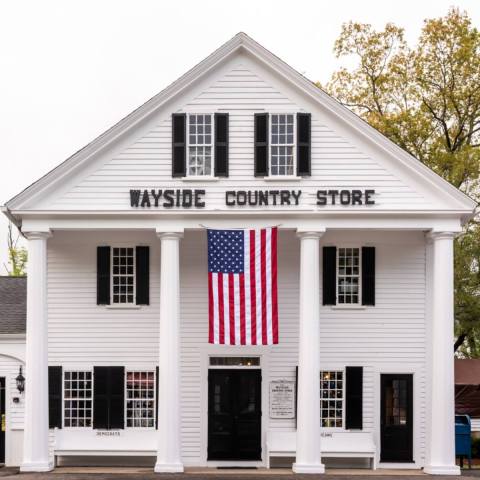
[3,222,27,277]
[324,8,480,355]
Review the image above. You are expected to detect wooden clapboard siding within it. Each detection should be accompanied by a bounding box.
[47,229,426,465]
[47,231,160,365]
[47,58,431,211]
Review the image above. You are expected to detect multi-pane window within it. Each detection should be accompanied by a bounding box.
[337,247,361,304]
[270,114,295,176]
[125,371,155,428]
[112,247,135,304]
[188,114,213,176]
[320,370,343,428]
[64,371,92,427]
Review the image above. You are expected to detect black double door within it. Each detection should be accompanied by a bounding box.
[380,374,413,462]
[208,369,261,461]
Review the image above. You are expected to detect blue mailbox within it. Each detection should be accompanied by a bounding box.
[455,414,472,469]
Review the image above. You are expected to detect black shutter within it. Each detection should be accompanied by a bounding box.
[214,113,229,177]
[345,366,363,430]
[93,366,125,430]
[48,366,62,429]
[254,113,269,176]
[136,246,150,305]
[155,366,159,429]
[93,367,109,429]
[97,246,111,305]
[297,113,311,176]
[323,246,337,305]
[172,113,186,177]
[109,367,125,430]
[362,247,375,306]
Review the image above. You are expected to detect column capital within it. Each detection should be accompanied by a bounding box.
[156,230,184,241]
[296,229,326,240]
[426,231,456,243]
[24,231,52,241]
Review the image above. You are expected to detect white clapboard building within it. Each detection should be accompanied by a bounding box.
[1,33,475,474]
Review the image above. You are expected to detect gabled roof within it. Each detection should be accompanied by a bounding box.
[4,32,476,214]
[0,276,26,335]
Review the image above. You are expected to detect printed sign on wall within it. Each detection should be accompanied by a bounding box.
[269,380,296,419]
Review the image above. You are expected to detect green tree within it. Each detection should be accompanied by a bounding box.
[3,222,27,277]
[324,8,480,355]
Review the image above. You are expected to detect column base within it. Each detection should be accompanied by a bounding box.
[292,462,325,474]
[424,465,461,475]
[20,461,54,472]
[154,462,184,473]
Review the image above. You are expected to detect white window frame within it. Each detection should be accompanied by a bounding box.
[320,369,345,430]
[186,113,215,178]
[124,369,156,429]
[268,113,296,177]
[111,246,136,306]
[63,369,93,429]
[336,246,362,306]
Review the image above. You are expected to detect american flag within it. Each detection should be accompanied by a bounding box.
[207,227,278,345]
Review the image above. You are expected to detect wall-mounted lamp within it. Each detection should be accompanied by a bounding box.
[16,366,25,394]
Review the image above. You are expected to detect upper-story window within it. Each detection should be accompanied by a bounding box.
[188,114,213,176]
[337,247,361,305]
[270,114,295,176]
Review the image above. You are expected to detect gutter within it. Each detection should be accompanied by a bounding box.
[0,205,24,237]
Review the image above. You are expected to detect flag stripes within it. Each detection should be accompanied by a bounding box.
[207,227,278,345]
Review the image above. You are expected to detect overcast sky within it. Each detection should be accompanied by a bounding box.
[1,0,479,272]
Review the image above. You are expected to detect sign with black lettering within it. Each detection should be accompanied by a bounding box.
[270,381,296,419]
[129,189,375,208]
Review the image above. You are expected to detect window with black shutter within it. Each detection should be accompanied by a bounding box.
[323,246,376,306]
[345,366,363,430]
[97,246,149,306]
[93,366,125,430]
[48,366,62,429]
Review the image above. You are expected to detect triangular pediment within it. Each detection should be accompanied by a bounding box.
[5,33,475,216]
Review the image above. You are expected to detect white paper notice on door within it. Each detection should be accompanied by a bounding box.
[269,380,296,419]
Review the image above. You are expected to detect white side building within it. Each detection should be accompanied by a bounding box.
[2,33,475,474]
[0,277,26,467]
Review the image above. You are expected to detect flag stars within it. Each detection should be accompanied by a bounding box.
[207,229,244,274]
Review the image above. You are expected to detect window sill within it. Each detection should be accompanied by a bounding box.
[181,176,220,182]
[263,175,302,182]
[329,305,367,310]
[105,305,142,310]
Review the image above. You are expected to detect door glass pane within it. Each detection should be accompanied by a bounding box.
[209,357,260,367]
[385,379,408,426]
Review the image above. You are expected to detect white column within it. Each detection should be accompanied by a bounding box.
[424,232,460,475]
[21,231,53,472]
[154,232,184,473]
[293,231,325,474]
